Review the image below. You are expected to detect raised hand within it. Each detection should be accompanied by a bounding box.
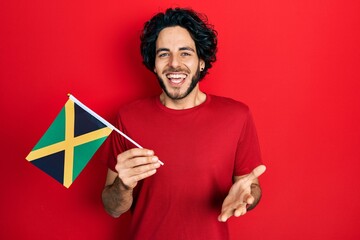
[218,165,266,222]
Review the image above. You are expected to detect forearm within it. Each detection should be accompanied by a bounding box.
[102,176,133,218]
[247,182,262,211]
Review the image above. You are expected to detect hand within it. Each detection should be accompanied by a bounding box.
[115,148,161,189]
[218,165,266,222]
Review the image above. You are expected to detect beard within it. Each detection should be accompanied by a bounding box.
[156,65,201,100]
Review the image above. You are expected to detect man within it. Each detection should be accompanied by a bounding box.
[102,7,266,240]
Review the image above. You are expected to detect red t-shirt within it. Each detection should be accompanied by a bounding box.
[107,94,262,240]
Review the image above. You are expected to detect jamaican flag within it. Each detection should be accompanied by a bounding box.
[26,96,112,188]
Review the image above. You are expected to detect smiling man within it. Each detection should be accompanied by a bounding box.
[102,8,266,240]
[155,26,205,106]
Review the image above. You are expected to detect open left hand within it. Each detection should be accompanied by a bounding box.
[218,165,266,222]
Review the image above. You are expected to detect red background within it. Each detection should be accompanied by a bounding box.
[1,0,359,239]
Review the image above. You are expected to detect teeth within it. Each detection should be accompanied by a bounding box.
[166,73,187,79]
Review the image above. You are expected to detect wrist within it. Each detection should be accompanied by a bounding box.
[114,176,134,192]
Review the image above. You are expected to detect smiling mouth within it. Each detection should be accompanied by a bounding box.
[166,73,188,84]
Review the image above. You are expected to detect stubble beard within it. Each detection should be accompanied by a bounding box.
[156,66,201,100]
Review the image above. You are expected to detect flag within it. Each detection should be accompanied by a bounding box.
[26,96,112,188]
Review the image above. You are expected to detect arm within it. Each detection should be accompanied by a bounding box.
[218,165,266,222]
[101,148,161,218]
[102,169,134,217]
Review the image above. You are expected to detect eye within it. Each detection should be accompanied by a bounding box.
[158,52,169,58]
[181,52,191,56]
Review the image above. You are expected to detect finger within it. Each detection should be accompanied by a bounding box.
[252,164,266,178]
[244,193,254,205]
[120,163,160,188]
[117,148,158,167]
[245,165,266,182]
[126,168,158,185]
[234,204,247,217]
[115,156,157,174]
[218,203,246,222]
[121,148,155,160]
[115,157,160,179]
[130,161,161,176]
[218,211,231,222]
[218,203,238,222]
[124,156,159,169]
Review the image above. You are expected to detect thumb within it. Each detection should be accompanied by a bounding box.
[249,165,266,180]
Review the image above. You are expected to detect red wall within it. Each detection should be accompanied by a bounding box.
[1,0,359,239]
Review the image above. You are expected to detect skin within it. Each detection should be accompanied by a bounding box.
[218,165,266,222]
[154,26,206,109]
[102,148,160,217]
[101,26,266,221]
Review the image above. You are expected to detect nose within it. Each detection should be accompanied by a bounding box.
[168,55,180,68]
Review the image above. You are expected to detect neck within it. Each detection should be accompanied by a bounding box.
[160,87,206,110]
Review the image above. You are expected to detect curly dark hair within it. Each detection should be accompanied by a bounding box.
[140,7,218,80]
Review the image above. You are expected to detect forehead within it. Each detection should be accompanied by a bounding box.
[156,26,196,49]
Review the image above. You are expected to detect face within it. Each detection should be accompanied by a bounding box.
[154,26,205,100]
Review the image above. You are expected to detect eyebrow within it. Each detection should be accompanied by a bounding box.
[156,48,169,54]
[156,47,196,54]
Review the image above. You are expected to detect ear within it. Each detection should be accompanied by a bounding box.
[154,68,157,73]
[200,60,205,71]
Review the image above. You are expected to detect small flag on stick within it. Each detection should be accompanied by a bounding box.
[26,94,163,188]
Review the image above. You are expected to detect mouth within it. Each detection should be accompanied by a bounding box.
[165,73,188,85]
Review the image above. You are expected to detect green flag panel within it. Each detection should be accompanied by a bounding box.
[33,107,66,150]
[73,136,108,180]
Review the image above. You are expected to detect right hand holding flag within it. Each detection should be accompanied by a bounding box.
[115,148,162,189]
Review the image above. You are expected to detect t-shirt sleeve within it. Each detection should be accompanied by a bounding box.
[234,109,263,176]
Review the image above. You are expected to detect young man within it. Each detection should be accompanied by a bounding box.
[102,8,266,240]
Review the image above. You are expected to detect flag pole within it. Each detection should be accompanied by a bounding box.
[68,94,164,165]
